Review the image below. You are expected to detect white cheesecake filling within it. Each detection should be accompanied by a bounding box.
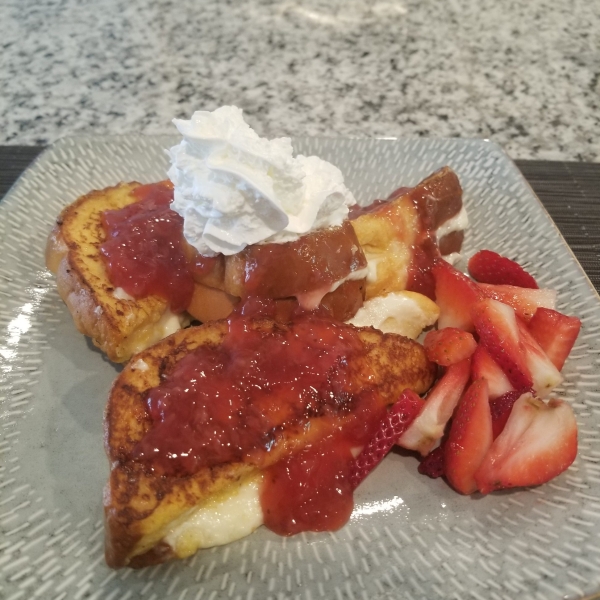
[435,204,469,242]
[347,291,439,338]
[123,310,190,357]
[164,475,264,557]
[295,266,369,311]
[113,286,135,301]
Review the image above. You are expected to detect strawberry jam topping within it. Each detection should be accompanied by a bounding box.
[133,313,386,534]
[261,433,356,535]
[100,181,194,313]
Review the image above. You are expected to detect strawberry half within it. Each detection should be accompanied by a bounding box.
[475,392,578,494]
[433,260,484,332]
[471,298,533,390]
[516,318,563,397]
[479,283,557,323]
[397,358,471,456]
[471,345,514,400]
[350,389,422,489]
[445,378,493,494]
[528,308,581,371]
[468,250,538,289]
[424,328,477,366]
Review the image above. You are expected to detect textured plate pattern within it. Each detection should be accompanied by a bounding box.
[1,136,600,600]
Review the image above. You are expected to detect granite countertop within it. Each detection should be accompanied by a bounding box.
[2,0,599,161]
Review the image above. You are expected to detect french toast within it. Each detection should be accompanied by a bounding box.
[46,183,367,360]
[46,183,188,363]
[47,167,465,362]
[350,166,465,299]
[104,317,436,568]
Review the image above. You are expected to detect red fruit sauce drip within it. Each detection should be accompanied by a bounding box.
[133,313,386,534]
[261,433,355,535]
[100,181,194,313]
[406,235,440,300]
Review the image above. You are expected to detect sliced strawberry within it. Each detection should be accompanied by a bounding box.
[517,318,563,397]
[489,389,530,439]
[471,345,514,400]
[468,250,538,289]
[475,392,578,494]
[350,389,422,489]
[418,443,446,479]
[478,283,556,323]
[432,260,484,332]
[445,379,493,494]
[528,308,581,371]
[471,298,533,390]
[424,328,477,366]
[397,358,471,456]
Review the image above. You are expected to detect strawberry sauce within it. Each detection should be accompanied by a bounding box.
[133,314,386,534]
[261,433,355,535]
[100,181,194,313]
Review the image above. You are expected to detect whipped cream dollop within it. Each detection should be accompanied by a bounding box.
[168,106,356,256]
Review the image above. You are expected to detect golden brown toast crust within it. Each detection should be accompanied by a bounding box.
[104,319,435,568]
[46,183,172,363]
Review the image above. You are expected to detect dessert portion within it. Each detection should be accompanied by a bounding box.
[45,107,468,360]
[350,166,466,300]
[103,314,435,568]
[45,106,581,574]
[45,182,190,363]
[104,248,581,569]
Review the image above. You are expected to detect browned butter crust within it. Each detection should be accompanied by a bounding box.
[104,319,436,568]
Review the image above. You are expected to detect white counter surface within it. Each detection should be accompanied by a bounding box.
[2,0,599,160]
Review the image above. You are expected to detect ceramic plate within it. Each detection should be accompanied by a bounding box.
[1,136,600,600]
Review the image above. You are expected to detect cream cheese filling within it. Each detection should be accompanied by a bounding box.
[164,475,264,558]
[435,205,468,242]
[295,266,369,311]
[122,310,190,358]
[347,291,440,338]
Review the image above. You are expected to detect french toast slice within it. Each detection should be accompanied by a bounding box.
[104,318,435,568]
[46,183,187,363]
[350,166,464,299]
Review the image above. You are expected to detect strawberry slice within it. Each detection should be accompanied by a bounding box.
[528,308,581,371]
[350,389,422,489]
[397,358,471,456]
[516,318,563,397]
[445,379,493,494]
[475,392,578,494]
[423,328,477,366]
[471,298,533,390]
[468,250,538,289]
[471,345,513,400]
[433,260,485,331]
[478,283,556,323]
[418,443,446,479]
[489,389,530,439]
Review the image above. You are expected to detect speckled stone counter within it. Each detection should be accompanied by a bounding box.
[2,0,599,160]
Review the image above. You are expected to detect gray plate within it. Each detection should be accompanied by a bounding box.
[1,136,600,600]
